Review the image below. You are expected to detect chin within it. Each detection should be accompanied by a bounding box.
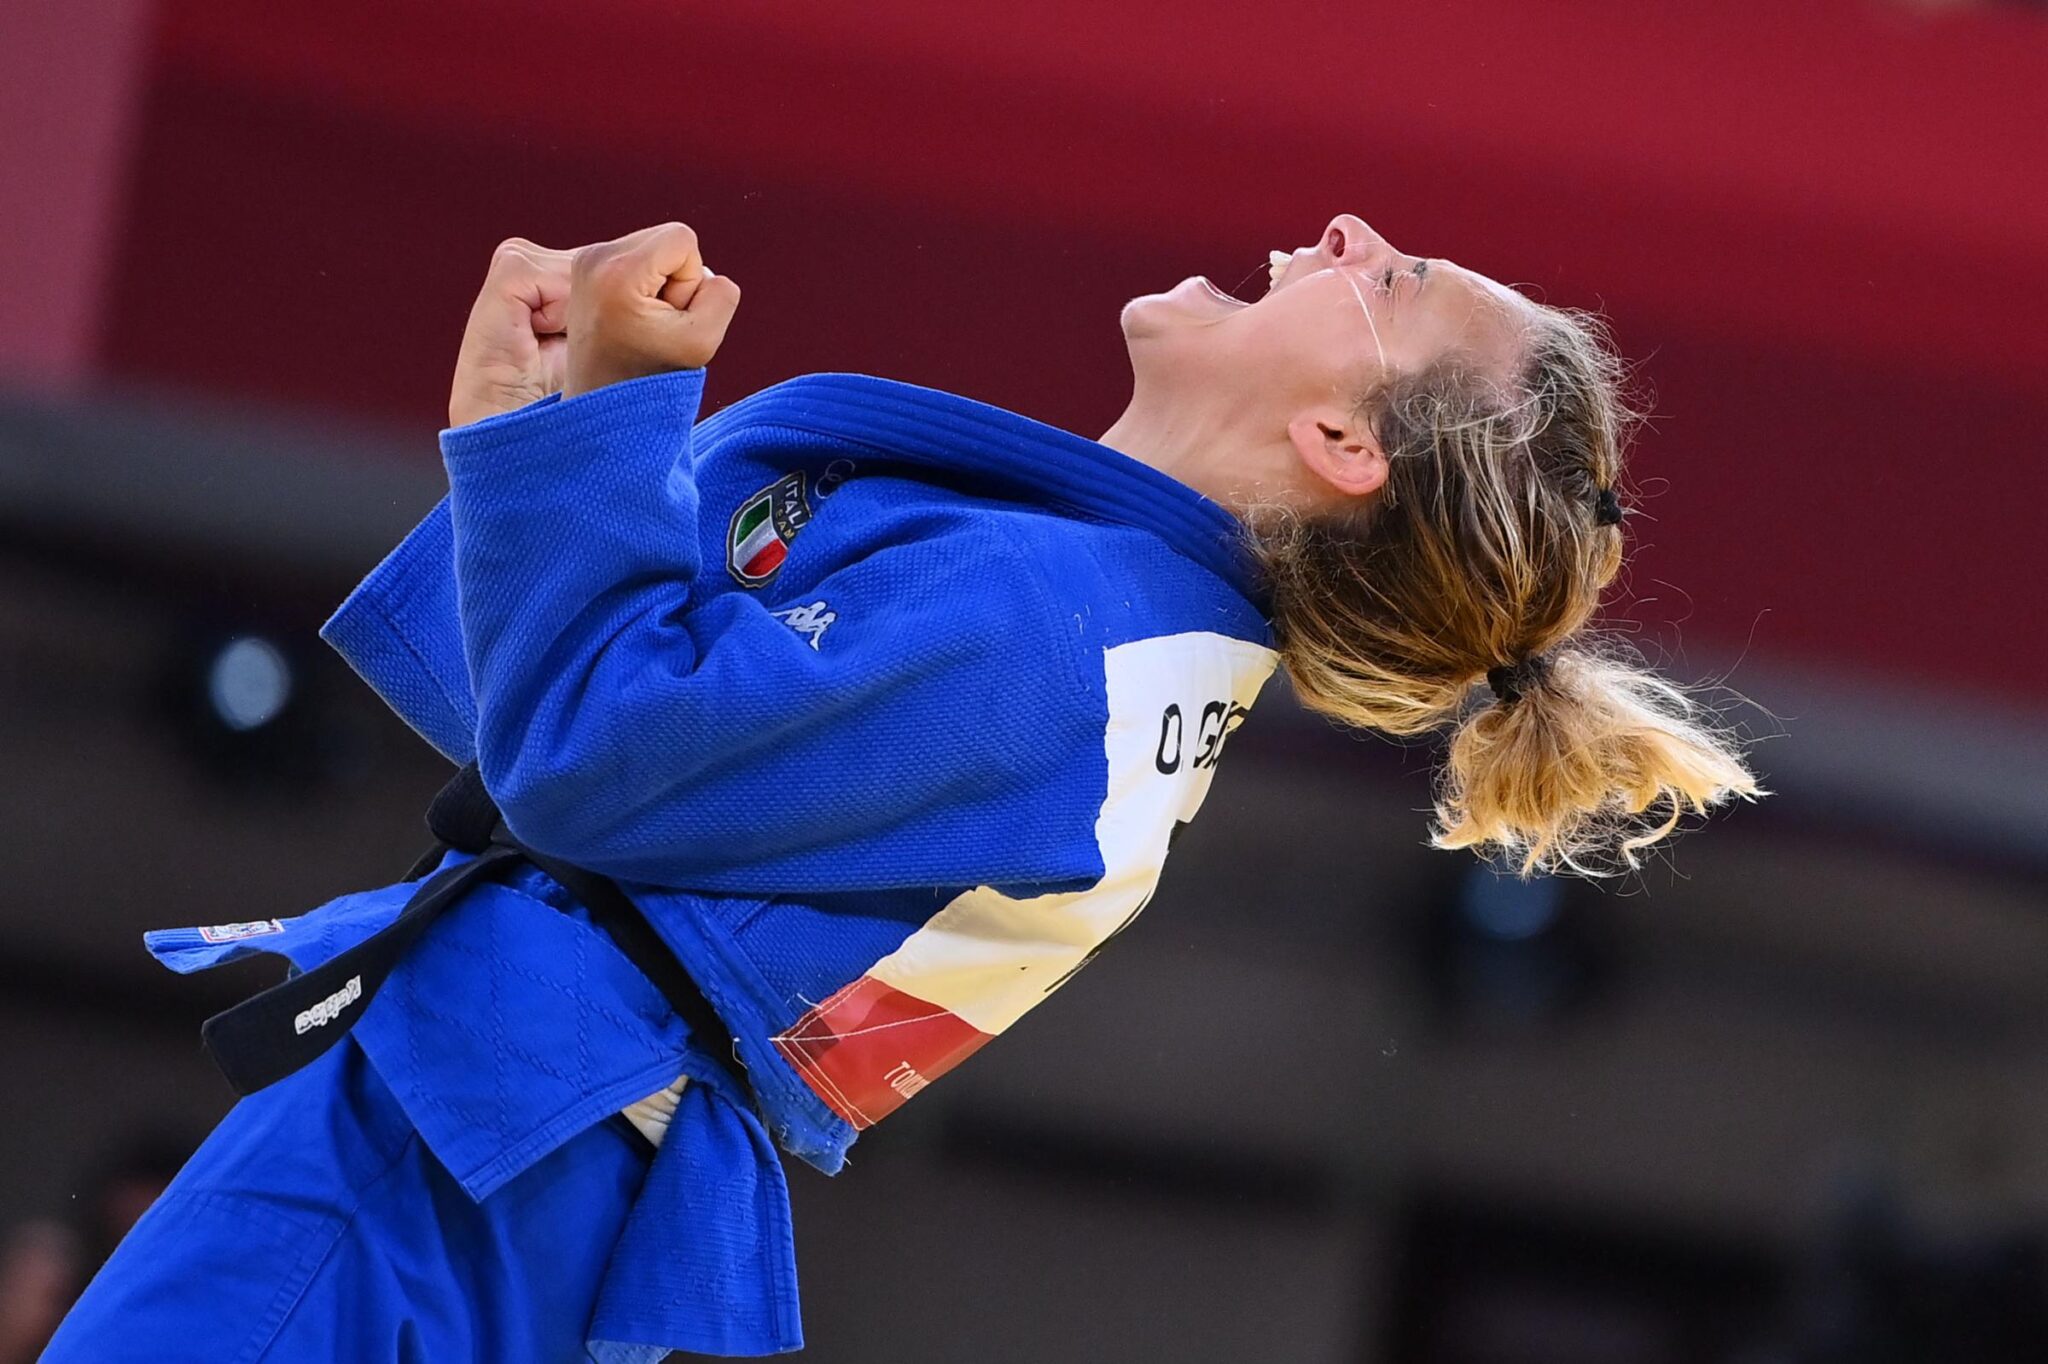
[1118,291,1175,340]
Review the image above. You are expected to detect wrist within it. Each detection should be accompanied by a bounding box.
[440,367,705,466]
[563,358,712,404]
[445,390,561,436]
[450,386,558,431]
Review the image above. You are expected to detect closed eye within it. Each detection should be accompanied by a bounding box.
[1386,260,1428,304]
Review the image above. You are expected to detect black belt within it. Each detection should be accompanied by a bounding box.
[199,763,746,1098]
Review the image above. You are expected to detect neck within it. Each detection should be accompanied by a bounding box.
[1096,383,1306,519]
[1096,384,1234,510]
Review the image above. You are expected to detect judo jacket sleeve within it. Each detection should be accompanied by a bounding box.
[321,497,478,765]
[438,369,1112,898]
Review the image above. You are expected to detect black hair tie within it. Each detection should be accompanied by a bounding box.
[1486,653,1550,705]
[1593,487,1625,526]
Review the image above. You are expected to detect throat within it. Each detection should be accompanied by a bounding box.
[1097,395,1277,517]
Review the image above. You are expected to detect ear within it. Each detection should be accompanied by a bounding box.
[1285,407,1388,499]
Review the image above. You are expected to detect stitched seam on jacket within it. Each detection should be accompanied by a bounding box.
[243,1130,426,1364]
[369,589,476,757]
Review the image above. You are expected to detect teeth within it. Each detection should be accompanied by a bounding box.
[1267,250,1290,287]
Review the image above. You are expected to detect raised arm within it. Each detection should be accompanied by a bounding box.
[322,226,740,767]
[440,223,1107,895]
[443,370,1106,894]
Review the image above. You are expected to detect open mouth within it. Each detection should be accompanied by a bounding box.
[1188,249,1297,307]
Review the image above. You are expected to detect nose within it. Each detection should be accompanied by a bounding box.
[1316,214,1392,267]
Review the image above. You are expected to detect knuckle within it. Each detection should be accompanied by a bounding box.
[570,242,613,279]
[587,251,634,286]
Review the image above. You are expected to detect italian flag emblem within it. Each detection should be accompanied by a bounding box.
[726,471,812,587]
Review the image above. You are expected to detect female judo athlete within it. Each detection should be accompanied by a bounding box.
[42,214,1759,1362]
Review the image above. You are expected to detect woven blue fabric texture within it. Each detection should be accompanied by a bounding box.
[117,366,1275,1358]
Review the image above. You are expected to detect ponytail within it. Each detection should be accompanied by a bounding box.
[1435,644,1760,877]
[1251,304,1762,879]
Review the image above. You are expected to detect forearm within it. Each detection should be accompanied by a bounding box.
[441,368,709,833]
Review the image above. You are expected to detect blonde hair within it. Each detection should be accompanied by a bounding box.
[1250,304,1762,877]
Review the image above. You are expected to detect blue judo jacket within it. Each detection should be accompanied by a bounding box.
[145,368,1279,1358]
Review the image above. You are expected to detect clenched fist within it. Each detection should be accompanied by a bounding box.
[563,222,741,399]
[448,238,575,428]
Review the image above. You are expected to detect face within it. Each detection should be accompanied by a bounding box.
[1119,213,1530,410]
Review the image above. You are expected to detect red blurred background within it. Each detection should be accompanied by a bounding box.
[3,3,2045,1361]
[14,0,2048,700]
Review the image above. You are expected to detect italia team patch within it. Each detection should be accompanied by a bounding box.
[198,919,285,943]
[727,472,812,587]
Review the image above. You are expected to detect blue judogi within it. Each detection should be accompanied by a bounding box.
[44,368,1278,1361]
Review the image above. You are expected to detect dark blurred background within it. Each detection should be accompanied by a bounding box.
[3,0,2046,1360]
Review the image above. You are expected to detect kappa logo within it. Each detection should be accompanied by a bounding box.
[769,600,837,650]
[293,976,362,1036]
[726,472,813,587]
[198,919,285,944]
